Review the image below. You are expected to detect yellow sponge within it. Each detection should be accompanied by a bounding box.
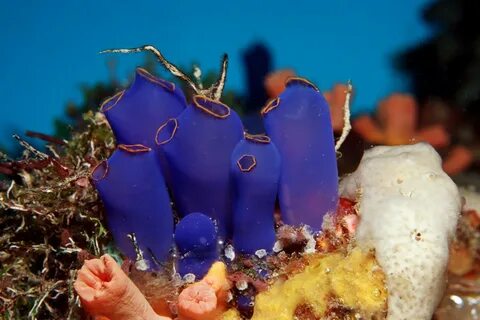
[248,248,387,319]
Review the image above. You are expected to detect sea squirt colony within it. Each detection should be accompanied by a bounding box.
[93,52,338,278]
[89,47,461,320]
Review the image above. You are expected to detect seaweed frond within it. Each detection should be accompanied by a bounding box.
[0,112,115,319]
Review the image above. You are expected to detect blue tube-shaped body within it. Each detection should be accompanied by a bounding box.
[230,134,280,254]
[156,95,244,239]
[174,212,219,278]
[91,144,174,268]
[237,294,255,319]
[101,68,186,148]
[262,78,338,231]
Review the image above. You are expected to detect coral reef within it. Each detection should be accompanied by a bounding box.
[0,45,473,320]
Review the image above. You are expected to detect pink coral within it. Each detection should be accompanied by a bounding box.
[74,255,170,320]
[264,69,296,98]
[353,93,450,147]
[75,256,231,320]
[352,93,474,175]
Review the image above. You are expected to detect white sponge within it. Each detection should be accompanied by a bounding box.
[340,143,461,320]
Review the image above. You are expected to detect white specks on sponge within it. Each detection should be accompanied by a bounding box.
[340,143,461,320]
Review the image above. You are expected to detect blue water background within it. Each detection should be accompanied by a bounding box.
[0,0,432,150]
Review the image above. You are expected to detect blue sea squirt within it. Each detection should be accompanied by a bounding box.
[95,45,341,273]
[230,134,280,254]
[92,144,174,269]
[101,68,186,148]
[174,212,220,278]
[262,78,339,231]
[156,96,244,240]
